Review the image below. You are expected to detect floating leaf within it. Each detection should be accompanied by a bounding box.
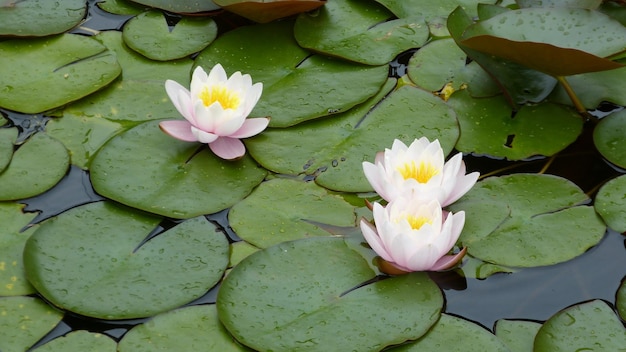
[90,120,267,218]
[218,237,443,351]
[0,0,86,37]
[516,0,602,9]
[0,127,17,173]
[495,319,542,352]
[215,0,326,23]
[448,90,582,160]
[549,67,626,108]
[194,20,388,127]
[448,173,606,267]
[595,174,626,233]
[33,331,117,352]
[246,79,459,192]
[594,109,626,169]
[0,202,36,296]
[618,278,626,321]
[119,305,249,352]
[228,241,259,268]
[126,0,219,13]
[294,0,429,65]
[375,0,497,24]
[390,314,510,352]
[123,10,217,61]
[0,34,121,114]
[24,202,229,319]
[229,178,356,248]
[98,0,151,15]
[407,37,469,92]
[0,133,70,201]
[0,296,63,352]
[534,300,626,351]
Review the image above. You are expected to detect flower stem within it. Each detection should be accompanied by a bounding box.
[556,76,592,121]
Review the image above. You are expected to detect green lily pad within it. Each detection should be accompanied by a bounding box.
[390,314,510,352]
[0,127,17,173]
[90,120,267,218]
[458,256,515,279]
[448,90,583,160]
[495,319,542,352]
[126,0,220,13]
[229,178,356,248]
[214,0,327,23]
[448,173,606,267]
[0,34,121,114]
[407,37,469,92]
[549,67,626,108]
[293,0,429,65]
[247,79,459,192]
[460,8,626,77]
[618,278,626,321]
[534,300,626,351]
[595,174,626,233]
[63,31,193,122]
[228,241,259,268]
[0,133,70,201]
[24,202,229,319]
[0,296,64,352]
[516,0,602,9]
[194,20,388,127]
[98,0,151,15]
[594,109,626,169]
[46,112,125,169]
[375,0,496,22]
[123,10,217,61]
[119,305,249,351]
[218,237,443,351]
[33,331,117,352]
[0,202,36,296]
[0,0,86,37]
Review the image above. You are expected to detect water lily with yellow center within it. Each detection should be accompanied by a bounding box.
[359,197,466,273]
[159,64,269,160]
[363,138,479,206]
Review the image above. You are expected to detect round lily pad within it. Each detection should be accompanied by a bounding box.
[0,34,121,114]
[391,314,510,352]
[495,319,542,352]
[126,0,220,13]
[0,127,17,173]
[194,20,388,127]
[123,10,217,61]
[595,174,626,233]
[23,202,229,319]
[33,331,117,352]
[407,37,468,92]
[0,133,70,201]
[448,173,606,267]
[119,305,248,351]
[90,120,267,218]
[0,202,37,296]
[534,300,626,351]
[0,0,86,37]
[218,237,443,351]
[594,109,626,169]
[229,178,356,248]
[0,296,64,352]
[246,79,460,192]
[294,0,429,65]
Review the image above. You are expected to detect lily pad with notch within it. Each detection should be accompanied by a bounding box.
[218,237,443,351]
[448,173,606,267]
[0,0,86,37]
[23,201,229,319]
[594,174,626,233]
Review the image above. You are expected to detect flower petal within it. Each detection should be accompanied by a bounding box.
[429,247,467,271]
[191,126,219,143]
[229,118,269,139]
[165,80,194,123]
[159,120,197,142]
[209,137,246,160]
[359,218,394,263]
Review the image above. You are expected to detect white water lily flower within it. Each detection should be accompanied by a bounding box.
[159,64,269,160]
[363,138,479,206]
[359,197,466,273]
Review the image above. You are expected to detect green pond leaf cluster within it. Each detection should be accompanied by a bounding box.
[0,0,625,351]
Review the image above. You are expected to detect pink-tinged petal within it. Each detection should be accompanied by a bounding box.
[401,243,441,271]
[165,81,194,122]
[229,118,269,138]
[209,137,246,160]
[376,258,412,276]
[374,151,384,164]
[175,89,196,124]
[362,162,391,201]
[191,127,219,144]
[213,109,247,136]
[190,66,209,97]
[429,247,467,271]
[239,82,263,116]
[159,120,197,142]
[443,171,480,206]
[193,100,221,132]
[359,218,394,263]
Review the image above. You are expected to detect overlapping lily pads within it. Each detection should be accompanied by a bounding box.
[448,173,606,267]
[246,79,460,192]
[594,109,626,169]
[0,202,36,296]
[33,331,117,352]
[194,20,388,127]
[218,237,443,351]
[294,0,429,65]
[0,296,64,352]
[495,319,542,352]
[126,0,220,13]
[229,178,356,248]
[23,202,229,319]
[0,34,121,114]
[90,120,267,218]
[0,127,17,172]
[595,174,626,233]
[0,0,86,37]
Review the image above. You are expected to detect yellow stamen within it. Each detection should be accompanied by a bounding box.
[397,161,439,183]
[406,215,432,230]
[198,85,240,110]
